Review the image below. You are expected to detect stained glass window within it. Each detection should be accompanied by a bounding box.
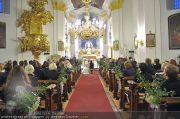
[0,0,3,13]
[174,0,180,9]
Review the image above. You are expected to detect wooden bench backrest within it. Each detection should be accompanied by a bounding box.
[161,97,180,104]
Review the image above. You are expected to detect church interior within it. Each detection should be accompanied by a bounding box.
[0,0,180,118]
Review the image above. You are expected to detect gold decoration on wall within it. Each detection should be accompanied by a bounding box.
[109,0,124,11]
[17,0,54,59]
[66,11,77,22]
[51,0,67,12]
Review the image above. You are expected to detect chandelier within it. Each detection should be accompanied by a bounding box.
[68,0,106,40]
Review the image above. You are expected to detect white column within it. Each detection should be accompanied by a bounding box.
[144,0,161,60]
[131,0,146,62]
[57,11,65,56]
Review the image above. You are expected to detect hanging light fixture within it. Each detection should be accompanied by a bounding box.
[68,0,106,40]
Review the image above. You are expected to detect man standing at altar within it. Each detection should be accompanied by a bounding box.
[89,60,94,74]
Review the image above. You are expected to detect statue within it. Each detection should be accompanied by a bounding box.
[85,41,93,54]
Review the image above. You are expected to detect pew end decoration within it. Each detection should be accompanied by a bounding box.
[137,72,175,106]
[114,65,123,80]
[17,0,53,59]
[101,58,110,71]
[35,80,51,98]
[8,91,40,115]
[73,59,82,73]
[57,66,67,87]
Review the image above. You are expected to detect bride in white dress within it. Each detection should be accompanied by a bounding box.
[82,61,90,74]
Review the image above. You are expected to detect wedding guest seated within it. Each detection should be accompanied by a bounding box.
[131,60,138,72]
[155,61,169,77]
[63,60,73,74]
[123,60,136,76]
[161,64,180,110]
[145,58,155,75]
[46,62,58,80]
[169,59,177,66]
[162,64,180,96]
[12,60,18,68]
[25,64,38,87]
[24,60,28,67]
[3,66,32,113]
[33,61,44,80]
[153,58,161,71]
[42,61,49,80]
[137,63,153,82]
[0,63,4,74]
[19,61,24,68]
[0,62,12,86]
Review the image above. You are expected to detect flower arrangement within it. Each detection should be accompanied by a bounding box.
[114,65,123,80]
[137,72,175,105]
[73,59,82,73]
[101,58,109,71]
[50,54,60,62]
[57,66,67,87]
[35,80,51,98]
[9,91,40,115]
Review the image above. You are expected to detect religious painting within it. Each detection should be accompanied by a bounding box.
[80,39,97,49]
[168,13,180,49]
[0,22,6,48]
[146,33,156,47]
[113,40,119,51]
[58,41,64,51]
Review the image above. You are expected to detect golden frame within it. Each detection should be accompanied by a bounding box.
[146,33,156,47]
[113,40,119,50]
[58,41,64,51]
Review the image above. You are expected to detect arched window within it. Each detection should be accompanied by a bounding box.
[174,0,180,9]
[0,0,3,13]
[0,0,10,14]
[167,0,180,10]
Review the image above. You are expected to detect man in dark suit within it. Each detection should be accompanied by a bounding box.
[89,60,94,74]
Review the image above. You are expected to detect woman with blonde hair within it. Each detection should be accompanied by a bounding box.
[25,64,38,87]
[123,60,136,76]
[46,62,58,80]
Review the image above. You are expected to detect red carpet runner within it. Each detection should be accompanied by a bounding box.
[65,71,116,119]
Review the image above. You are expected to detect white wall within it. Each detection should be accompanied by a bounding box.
[111,0,180,62]
[160,0,180,61]
[0,0,179,63]
[0,0,18,63]
[143,0,162,61]
[0,0,65,64]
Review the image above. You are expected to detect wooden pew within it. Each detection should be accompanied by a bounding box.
[161,97,180,111]
[36,80,63,111]
[119,76,135,110]
[113,72,119,99]
[109,69,114,92]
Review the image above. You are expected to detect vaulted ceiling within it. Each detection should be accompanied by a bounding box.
[71,0,105,9]
[52,0,124,22]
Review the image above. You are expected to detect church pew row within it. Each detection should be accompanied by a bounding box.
[35,71,80,111]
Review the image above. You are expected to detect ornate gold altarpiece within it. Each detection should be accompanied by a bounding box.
[17,0,53,59]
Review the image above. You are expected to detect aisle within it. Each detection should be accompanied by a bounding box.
[65,71,116,118]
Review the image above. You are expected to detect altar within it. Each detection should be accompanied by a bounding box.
[81,54,99,68]
[81,54,97,60]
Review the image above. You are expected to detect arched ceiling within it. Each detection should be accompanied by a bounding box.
[52,0,124,22]
[71,0,105,9]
